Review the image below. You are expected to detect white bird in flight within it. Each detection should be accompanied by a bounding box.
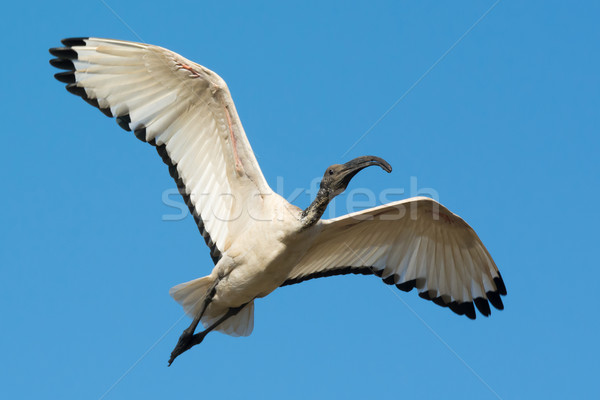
[50,37,507,365]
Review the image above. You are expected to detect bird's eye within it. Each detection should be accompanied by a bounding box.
[328,169,334,175]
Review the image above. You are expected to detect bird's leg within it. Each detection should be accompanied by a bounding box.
[168,302,249,366]
[168,281,218,365]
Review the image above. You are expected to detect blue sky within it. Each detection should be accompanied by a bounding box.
[1,1,599,399]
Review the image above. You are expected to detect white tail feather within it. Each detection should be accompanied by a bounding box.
[203,301,255,337]
[170,277,255,337]
[169,276,214,318]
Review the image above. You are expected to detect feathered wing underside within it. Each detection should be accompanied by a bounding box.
[50,38,273,264]
[282,197,506,319]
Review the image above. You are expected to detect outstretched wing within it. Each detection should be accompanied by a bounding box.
[50,38,273,264]
[282,197,506,319]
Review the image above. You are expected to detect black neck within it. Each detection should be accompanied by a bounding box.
[301,187,332,228]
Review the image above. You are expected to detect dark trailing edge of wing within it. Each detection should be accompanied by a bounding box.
[49,38,223,265]
[281,267,507,320]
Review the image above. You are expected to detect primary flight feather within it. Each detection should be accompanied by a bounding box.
[49,37,506,365]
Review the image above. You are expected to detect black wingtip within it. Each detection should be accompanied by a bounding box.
[98,106,114,118]
[49,47,77,59]
[431,296,448,308]
[54,71,75,84]
[49,58,75,70]
[464,302,476,320]
[382,274,397,285]
[134,128,147,142]
[61,37,89,47]
[474,297,491,317]
[448,302,465,316]
[65,83,86,97]
[156,144,171,165]
[487,291,504,310]
[418,290,434,301]
[116,115,132,131]
[396,279,416,292]
[494,272,507,296]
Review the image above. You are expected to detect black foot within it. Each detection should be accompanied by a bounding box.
[169,329,194,366]
[168,329,208,366]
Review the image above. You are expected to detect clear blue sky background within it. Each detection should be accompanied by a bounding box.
[1,1,598,399]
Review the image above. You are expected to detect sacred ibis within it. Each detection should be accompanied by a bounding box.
[49,38,507,365]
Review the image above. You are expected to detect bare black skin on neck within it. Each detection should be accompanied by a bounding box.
[301,156,392,228]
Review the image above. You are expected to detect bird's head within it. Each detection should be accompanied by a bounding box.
[320,155,392,197]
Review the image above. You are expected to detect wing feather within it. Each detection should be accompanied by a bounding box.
[282,197,506,319]
[50,37,273,264]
